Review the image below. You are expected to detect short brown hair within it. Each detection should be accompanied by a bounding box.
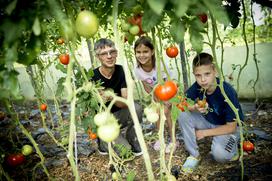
[193,53,214,69]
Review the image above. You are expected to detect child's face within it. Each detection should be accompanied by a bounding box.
[193,64,217,93]
[135,44,154,66]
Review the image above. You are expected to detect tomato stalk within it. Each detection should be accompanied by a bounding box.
[158,104,169,179]
[210,15,245,181]
[4,100,51,179]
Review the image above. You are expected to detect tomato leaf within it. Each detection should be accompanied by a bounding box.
[169,19,185,43]
[55,63,67,73]
[32,17,41,36]
[173,0,190,17]
[56,77,65,96]
[189,29,203,53]
[202,0,229,26]
[5,0,17,15]
[142,9,162,32]
[147,0,167,15]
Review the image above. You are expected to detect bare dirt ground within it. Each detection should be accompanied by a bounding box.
[1,100,271,181]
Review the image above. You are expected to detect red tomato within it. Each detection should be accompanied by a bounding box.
[40,103,47,111]
[56,37,65,45]
[88,129,97,140]
[198,13,208,23]
[166,46,179,58]
[154,81,178,101]
[243,140,254,152]
[59,54,70,65]
[6,153,25,167]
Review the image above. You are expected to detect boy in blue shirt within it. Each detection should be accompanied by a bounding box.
[178,53,244,173]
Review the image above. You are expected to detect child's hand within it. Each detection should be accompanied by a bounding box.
[195,130,206,140]
[194,102,208,114]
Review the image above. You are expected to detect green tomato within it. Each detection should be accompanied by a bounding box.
[21,145,33,156]
[98,122,120,143]
[94,112,116,127]
[112,172,118,180]
[129,25,140,35]
[167,175,177,181]
[146,112,159,123]
[121,22,130,31]
[75,10,99,38]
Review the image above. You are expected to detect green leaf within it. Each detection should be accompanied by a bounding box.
[173,0,190,17]
[169,19,185,43]
[5,0,17,15]
[5,44,18,69]
[0,70,23,100]
[56,77,65,96]
[142,9,162,32]
[189,29,203,53]
[202,0,229,26]
[55,63,67,73]
[147,0,167,15]
[32,17,41,36]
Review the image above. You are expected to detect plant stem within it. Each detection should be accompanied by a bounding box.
[211,15,244,181]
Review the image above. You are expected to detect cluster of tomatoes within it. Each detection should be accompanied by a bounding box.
[5,145,33,167]
[93,112,120,143]
[122,14,145,42]
[56,10,99,66]
[176,96,189,112]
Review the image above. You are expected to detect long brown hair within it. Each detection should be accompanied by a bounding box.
[134,36,156,68]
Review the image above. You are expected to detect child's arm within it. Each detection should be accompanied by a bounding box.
[195,121,237,140]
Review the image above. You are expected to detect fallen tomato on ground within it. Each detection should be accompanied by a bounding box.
[243,140,254,152]
[154,81,178,101]
[40,103,47,111]
[59,54,70,65]
[5,153,25,167]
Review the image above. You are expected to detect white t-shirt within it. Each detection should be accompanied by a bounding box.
[134,64,171,87]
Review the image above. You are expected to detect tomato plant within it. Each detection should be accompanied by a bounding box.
[198,13,208,24]
[97,122,120,143]
[166,46,179,58]
[59,54,70,65]
[22,145,33,156]
[154,81,178,101]
[5,153,25,167]
[56,37,65,45]
[243,140,254,152]
[197,99,207,108]
[40,103,47,111]
[75,10,99,38]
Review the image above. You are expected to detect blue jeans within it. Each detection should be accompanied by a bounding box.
[178,111,239,163]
